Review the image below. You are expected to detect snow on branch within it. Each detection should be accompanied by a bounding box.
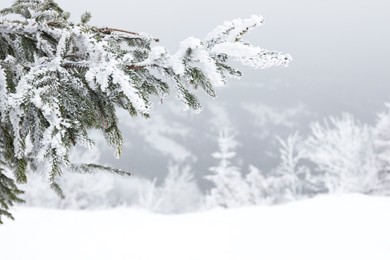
[0,0,291,222]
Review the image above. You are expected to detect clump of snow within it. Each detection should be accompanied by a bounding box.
[204,15,265,47]
[211,42,291,69]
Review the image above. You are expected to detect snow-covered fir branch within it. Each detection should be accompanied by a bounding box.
[0,0,291,222]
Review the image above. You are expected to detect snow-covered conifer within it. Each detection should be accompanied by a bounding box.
[134,178,162,212]
[204,130,250,208]
[0,0,291,221]
[157,163,202,214]
[245,165,270,205]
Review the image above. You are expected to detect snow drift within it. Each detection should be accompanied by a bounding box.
[1,194,389,260]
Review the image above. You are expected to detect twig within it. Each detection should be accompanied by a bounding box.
[126,64,146,70]
[46,21,63,27]
[99,27,159,42]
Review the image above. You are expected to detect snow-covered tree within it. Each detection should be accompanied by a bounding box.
[205,132,316,208]
[305,114,379,193]
[272,132,323,201]
[0,0,291,221]
[157,163,202,214]
[23,149,201,212]
[243,134,315,205]
[205,130,250,208]
[135,178,163,212]
[274,132,306,200]
[245,165,270,205]
[373,104,390,193]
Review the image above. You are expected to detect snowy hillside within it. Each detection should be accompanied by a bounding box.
[1,194,390,260]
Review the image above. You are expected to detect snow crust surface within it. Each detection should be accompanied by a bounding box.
[1,194,389,260]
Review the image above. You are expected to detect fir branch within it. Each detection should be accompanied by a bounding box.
[69,163,134,177]
[127,64,146,70]
[0,0,290,222]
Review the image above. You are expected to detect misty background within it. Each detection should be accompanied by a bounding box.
[2,0,389,187]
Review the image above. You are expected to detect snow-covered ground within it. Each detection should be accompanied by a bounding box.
[1,194,390,260]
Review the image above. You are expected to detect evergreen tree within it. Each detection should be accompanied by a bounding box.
[0,0,291,222]
[245,165,269,205]
[157,163,202,214]
[205,130,250,208]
